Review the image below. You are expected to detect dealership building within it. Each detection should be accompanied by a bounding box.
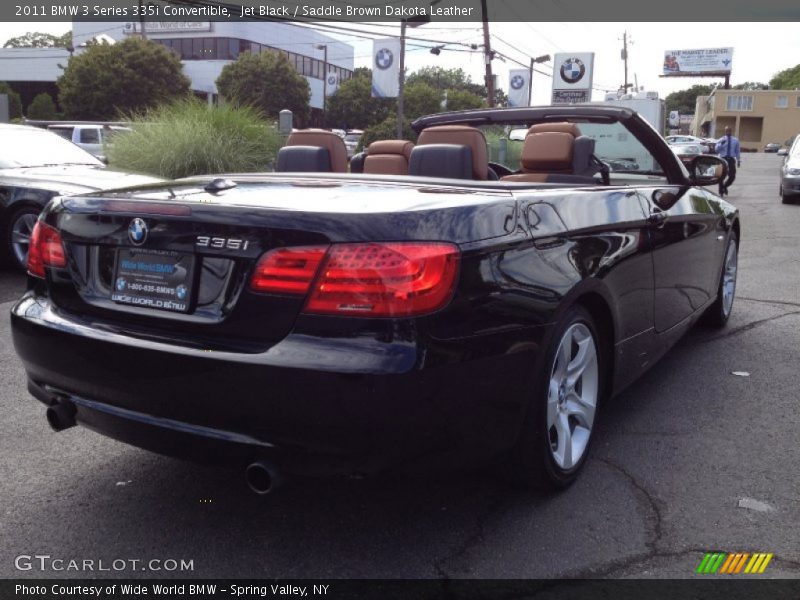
[0,21,355,115]
[692,89,800,150]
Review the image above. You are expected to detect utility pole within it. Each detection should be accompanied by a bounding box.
[621,31,632,93]
[397,20,407,139]
[480,0,494,107]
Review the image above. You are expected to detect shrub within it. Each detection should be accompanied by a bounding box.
[107,99,282,179]
[27,93,57,120]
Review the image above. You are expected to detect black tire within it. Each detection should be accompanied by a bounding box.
[3,204,41,271]
[506,305,606,490]
[703,232,738,327]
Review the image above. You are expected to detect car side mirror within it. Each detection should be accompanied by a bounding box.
[690,155,727,186]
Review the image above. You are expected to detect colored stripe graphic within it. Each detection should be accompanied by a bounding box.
[697,552,772,574]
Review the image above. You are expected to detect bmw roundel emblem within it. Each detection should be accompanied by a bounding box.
[510,75,525,90]
[115,277,127,291]
[375,48,394,70]
[176,284,187,301]
[327,74,337,85]
[560,58,586,84]
[128,218,148,245]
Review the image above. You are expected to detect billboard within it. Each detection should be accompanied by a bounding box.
[507,69,531,107]
[552,52,595,104]
[663,48,733,76]
[371,38,400,98]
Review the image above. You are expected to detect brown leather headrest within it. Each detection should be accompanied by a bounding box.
[528,122,582,137]
[285,130,348,172]
[367,140,414,160]
[416,125,488,180]
[521,131,574,171]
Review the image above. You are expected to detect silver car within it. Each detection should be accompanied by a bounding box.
[780,136,800,204]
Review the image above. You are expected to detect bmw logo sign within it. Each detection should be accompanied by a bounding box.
[327,75,337,85]
[510,75,525,90]
[560,58,586,84]
[176,284,187,301]
[115,277,127,291]
[128,218,148,246]
[375,48,394,70]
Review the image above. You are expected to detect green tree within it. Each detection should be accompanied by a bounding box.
[445,89,485,112]
[361,116,415,149]
[407,66,483,96]
[665,84,714,115]
[57,37,190,120]
[216,52,310,122]
[403,82,443,120]
[325,69,395,130]
[27,92,57,120]
[770,64,800,90]
[3,31,72,48]
[732,81,769,90]
[0,82,23,119]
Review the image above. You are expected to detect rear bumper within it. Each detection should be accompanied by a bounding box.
[11,293,548,476]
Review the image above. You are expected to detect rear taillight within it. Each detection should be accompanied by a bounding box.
[27,221,67,278]
[250,242,460,317]
[249,246,329,294]
[306,242,459,317]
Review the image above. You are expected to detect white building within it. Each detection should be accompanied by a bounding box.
[0,21,355,115]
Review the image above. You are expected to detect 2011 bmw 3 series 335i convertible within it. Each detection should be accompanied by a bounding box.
[11,106,739,493]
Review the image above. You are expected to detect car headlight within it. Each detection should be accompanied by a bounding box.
[786,168,800,176]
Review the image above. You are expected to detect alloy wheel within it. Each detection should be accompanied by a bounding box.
[546,323,599,470]
[722,240,738,317]
[11,211,39,268]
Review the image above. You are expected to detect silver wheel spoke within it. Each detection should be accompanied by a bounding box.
[566,392,595,429]
[547,380,560,428]
[553,335,571,381]
[566,336,595,388]
[556,413,573,468]
[12,231,31,245]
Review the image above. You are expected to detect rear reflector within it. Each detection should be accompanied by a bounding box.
[27,221,67,278]
[249,246,328,294]
[305,242,460,317]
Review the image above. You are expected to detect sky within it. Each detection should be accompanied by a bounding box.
[0,21,796,104]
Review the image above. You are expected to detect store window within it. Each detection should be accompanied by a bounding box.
[725,95,753,111]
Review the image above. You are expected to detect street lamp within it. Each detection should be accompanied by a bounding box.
[314,43,328,116]
[527,54,550,106]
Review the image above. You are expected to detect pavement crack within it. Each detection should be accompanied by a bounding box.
[433,491,506,580]
[739,296,800,309]
[701,311,800,343]
[593,458,663,553]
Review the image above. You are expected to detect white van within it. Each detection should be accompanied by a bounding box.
[46,124,131,160]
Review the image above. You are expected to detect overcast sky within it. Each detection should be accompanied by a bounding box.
[1,21,796,104]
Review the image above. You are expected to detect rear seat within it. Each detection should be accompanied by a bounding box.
[363,140,415,175]
[276,129,348,173]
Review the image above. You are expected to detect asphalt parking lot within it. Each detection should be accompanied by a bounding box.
[1,153,798,580]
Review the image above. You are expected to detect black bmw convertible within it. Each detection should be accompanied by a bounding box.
[10,105,738,493]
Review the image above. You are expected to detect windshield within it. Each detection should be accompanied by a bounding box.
[0,127,103,169]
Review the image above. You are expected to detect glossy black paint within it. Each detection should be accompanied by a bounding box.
[11,107,740,476]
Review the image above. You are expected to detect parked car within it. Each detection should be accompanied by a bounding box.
[0,124,158,270]
[343,129,363,157]
[47,123,132,160]
[665,134,715,154]
[671,143,705,166]
[11,106,737,493]
[764,143,782,153]
[780,136,800,203]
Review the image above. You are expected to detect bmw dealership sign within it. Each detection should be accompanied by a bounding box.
[551,52,595,104]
